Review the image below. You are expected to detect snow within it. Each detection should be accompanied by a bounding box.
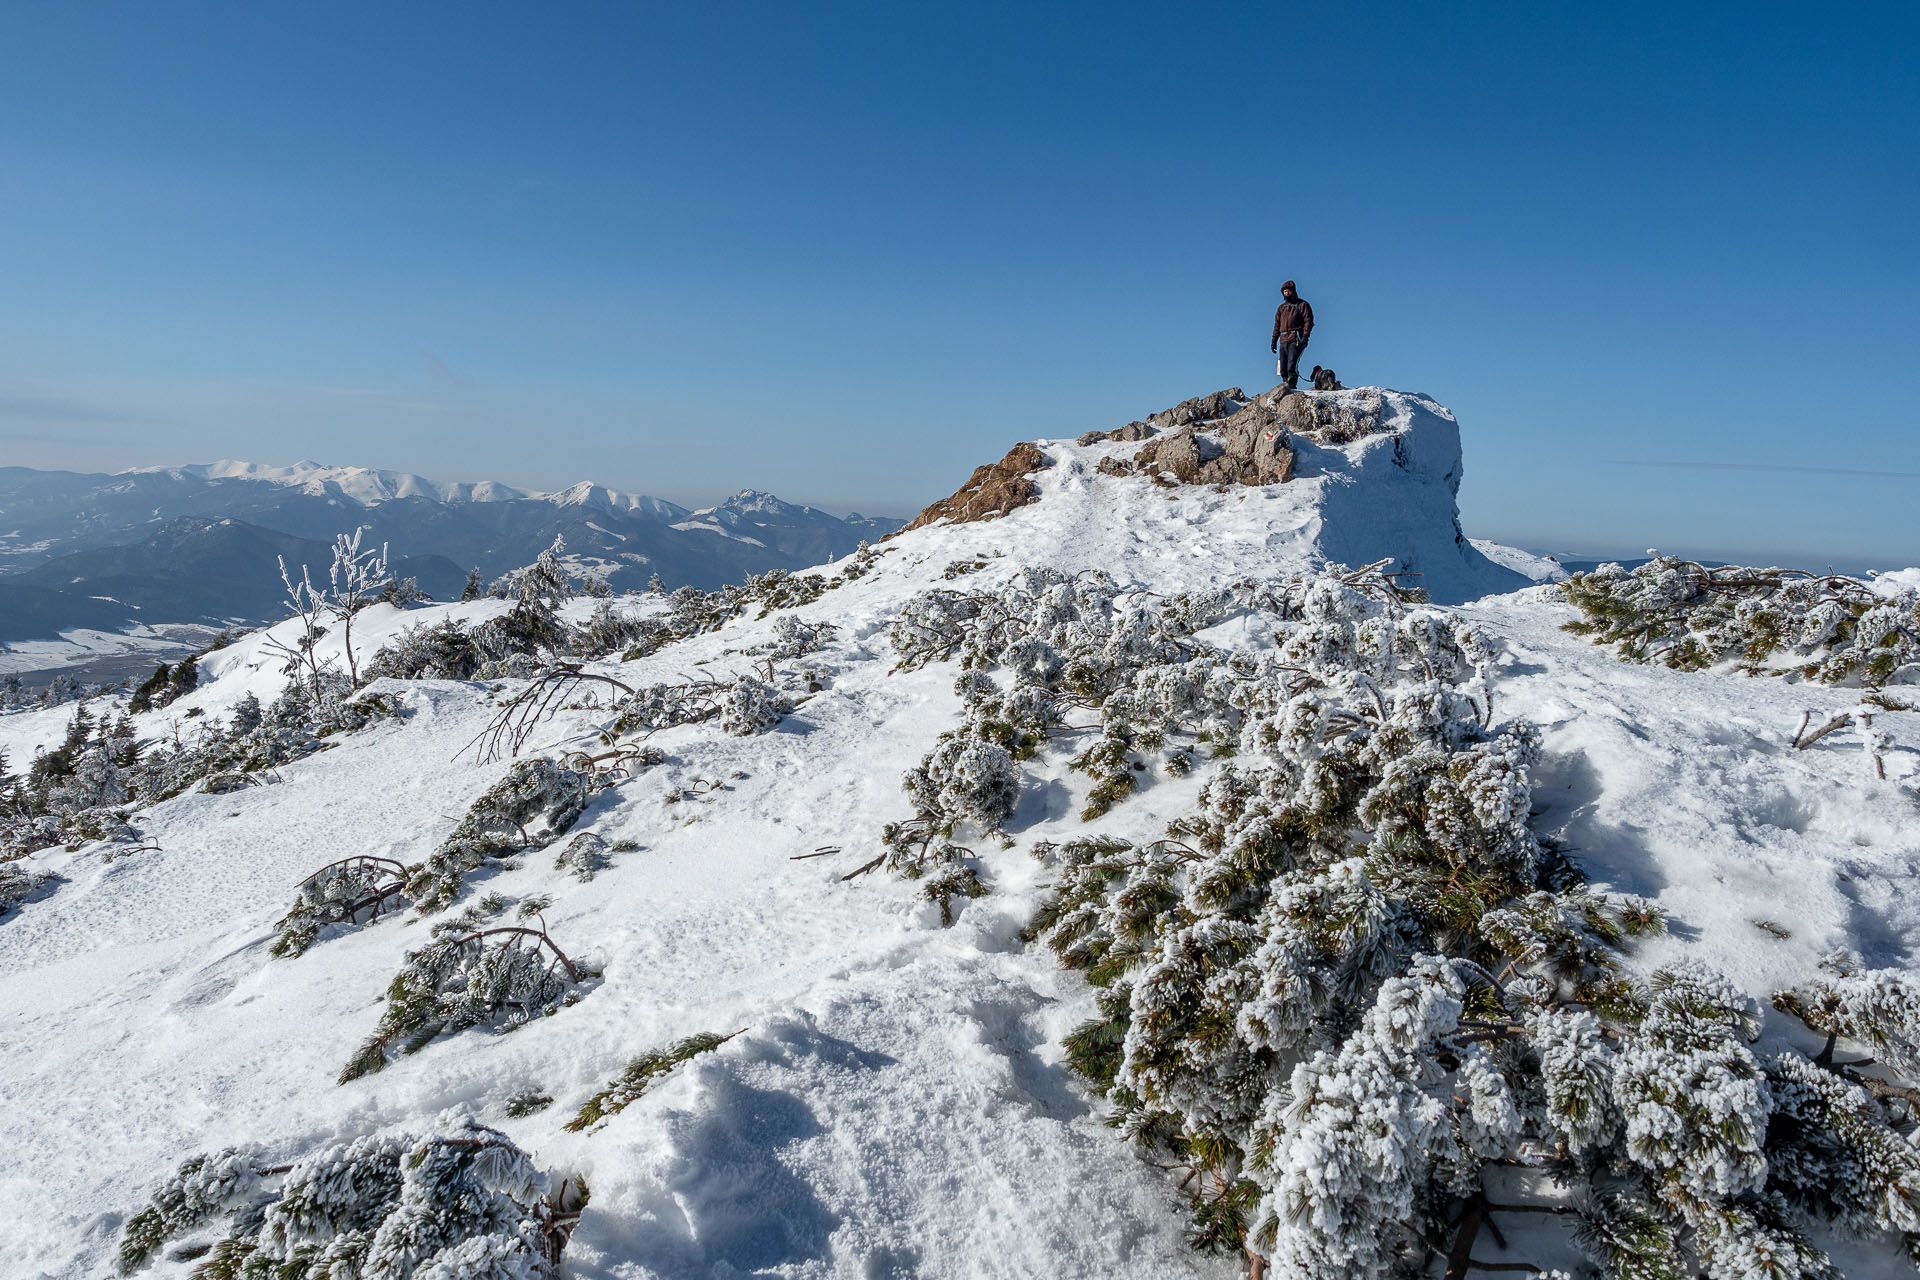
[5,388,1918,1278]
[125,460,691,520]
[0,624,224,679]
[1469,537,1568,583]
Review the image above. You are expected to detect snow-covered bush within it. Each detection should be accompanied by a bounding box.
[404,758,591,913]
[887,559,1920,1274]
[116,1114,584,1278]
[1776,949,1920,1077]
[576,599,649,659]
[615,551,881,662]
[551,831,612,882]
[0,862,59,922]
[129,658,198,713]
[563,1032,734,1131]
[765,613,837,659]
[605,674,791,740]
[364,619,488,682]
[128,680,400,807]
[1563,557,1920,686]
[0,707,148,856]
[340,900,591,1081]
[718,677,782,736]
[271,855,410,958]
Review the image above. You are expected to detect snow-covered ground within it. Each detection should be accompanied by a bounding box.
[2,389,1915,1278]
[0,623,220,681]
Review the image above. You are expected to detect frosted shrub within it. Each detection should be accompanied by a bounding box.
[718,677,782,736]
[606,675,788,740]
[1563,557,1920,686]
[405,758,590,913]
[903,737,1019,833]
[128,680,399,806]
[0,862,59,921]
[552,831,611,882]
[617,558,879,662]
[117,1115,583,1279]
[339,900,590,1081]
[1776,949,1920,1077]
[888,559,1920,1275]
[565,1032,735,1131]
[766,613,837,659]
[577,599,648,658]
[46,745,129,814]
[271,855,409,958]
[364,619,487,681]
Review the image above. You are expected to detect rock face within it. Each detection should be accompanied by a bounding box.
[1076,387,1248,446]
[1069,386,1392,492]
[1090,387,1382,488]
[893,441,1051,534]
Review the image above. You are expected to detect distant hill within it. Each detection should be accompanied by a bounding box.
[0,462,901,640]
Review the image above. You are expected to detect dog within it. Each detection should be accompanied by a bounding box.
[1309,365,1342,391]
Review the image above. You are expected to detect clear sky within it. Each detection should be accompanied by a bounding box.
[1,2,1914,565]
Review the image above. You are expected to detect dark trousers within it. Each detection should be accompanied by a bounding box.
[1278,338,1307,387]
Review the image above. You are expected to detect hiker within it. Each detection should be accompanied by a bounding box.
[1270,280,1315,391]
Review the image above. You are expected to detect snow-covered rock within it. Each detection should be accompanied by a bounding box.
[899,385,1530,603]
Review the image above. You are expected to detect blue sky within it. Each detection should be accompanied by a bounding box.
[1,2,1914,564]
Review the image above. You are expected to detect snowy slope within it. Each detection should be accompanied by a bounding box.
[2,388,1917,1279]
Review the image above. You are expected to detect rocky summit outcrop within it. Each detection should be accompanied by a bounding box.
[898,385,1396,533]
[889,382,1528,604]
[893,441,1051,535]
[1089,386,1386,487]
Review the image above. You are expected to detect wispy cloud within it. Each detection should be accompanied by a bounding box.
[418,348,474,389]
[0,395,161,425]
[1601,458,1920,480]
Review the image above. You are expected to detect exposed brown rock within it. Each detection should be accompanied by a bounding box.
[1150,387,1246,428]
[1077,420,1160,447]
[1076,387,1247,446]
[1096,455,1135,477]
[1130,393,1296,488]
[891,440,1052,534]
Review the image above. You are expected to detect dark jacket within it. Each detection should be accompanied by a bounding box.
[1271,295,1314,345]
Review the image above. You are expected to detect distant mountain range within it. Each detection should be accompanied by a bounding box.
[0,461,901,643]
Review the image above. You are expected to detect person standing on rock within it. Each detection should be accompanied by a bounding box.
[1270,280,1315,392]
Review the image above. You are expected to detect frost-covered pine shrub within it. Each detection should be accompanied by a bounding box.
[893,560,1920,1275]
[605,675,790,741]
[116,1114,584,1279]
[363,619,488,682]
[46,744,129,814]
[0,861,59,921]
[1563,557,1920,686]
[404,758,591,913]
[564,1032,734,1131]
[340,900,590,1081]
[1776,949,1920,1077]
[615,552,882,662]
[127,679,399,807]
[765,614,838,659]
[718,677,782,736]
[271,855,410,958]
[129,658,198,713]
[552,831,612,882]
[576,599,647,659]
